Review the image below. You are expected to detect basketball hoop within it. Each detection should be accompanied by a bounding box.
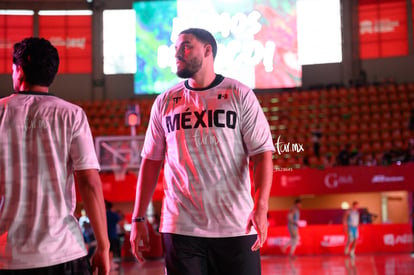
[114,164,128,181]
[94,135,145,173]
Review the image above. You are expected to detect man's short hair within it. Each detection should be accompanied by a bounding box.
[13,37,59,87]
[179,28,217,59]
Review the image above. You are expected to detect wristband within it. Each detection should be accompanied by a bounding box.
[132,216,146,223]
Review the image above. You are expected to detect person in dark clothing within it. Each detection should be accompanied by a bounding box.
[105,200,121,266]
[360,208,377,224]
[82,221,97,259]
[312,127,322,158]
[336,143,352,166]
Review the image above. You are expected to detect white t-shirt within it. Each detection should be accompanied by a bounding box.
[142,75,275,238]
[0,92,100,269]
[348,209,360,227]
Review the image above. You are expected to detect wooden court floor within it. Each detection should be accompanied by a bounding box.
[110,253,414,275]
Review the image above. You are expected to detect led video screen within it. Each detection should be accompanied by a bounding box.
[133,0,300,94]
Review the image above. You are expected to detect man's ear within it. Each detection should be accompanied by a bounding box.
[204,44,213,58]
[14,64,25,81]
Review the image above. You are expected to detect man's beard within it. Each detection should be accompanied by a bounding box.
[176,57,202,79]
[176,68,194,79]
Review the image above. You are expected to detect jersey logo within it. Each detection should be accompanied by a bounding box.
[217,94,228,99]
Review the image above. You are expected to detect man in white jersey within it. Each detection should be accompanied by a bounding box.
[343,201,360,258]
[281,198,302,257]
[130,28,275,275]
[0,37,110,274]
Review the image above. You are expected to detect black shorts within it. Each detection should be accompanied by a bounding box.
[109,237,121,255]
[162,233,261,275]
[0,256,91,275]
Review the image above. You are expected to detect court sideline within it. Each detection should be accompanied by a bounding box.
[109,253,414,275]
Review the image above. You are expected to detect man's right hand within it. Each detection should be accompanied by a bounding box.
[129,221,150,263]
[91,246,110,275]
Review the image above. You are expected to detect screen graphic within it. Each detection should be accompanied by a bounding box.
[133,0,300,94]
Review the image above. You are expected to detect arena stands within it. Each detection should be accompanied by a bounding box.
[74,82,414,171]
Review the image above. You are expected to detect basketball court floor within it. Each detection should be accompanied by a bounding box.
[110,253,414,275]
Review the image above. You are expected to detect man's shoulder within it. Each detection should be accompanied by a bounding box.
[164,81,186,94]
[47,96,85,113]
[154,81,186,103]
[220,76,251,90]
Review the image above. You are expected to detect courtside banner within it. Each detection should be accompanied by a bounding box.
[262,223,412,255]
[77,163,414,202]
[271,163,414,196]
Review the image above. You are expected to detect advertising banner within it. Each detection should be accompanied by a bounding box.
[271,163,414,196]
[359,0,408,58]
[262,224,412,255]
[92,163,414,202]
[0,14,33,73]
[39,15,92,73]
